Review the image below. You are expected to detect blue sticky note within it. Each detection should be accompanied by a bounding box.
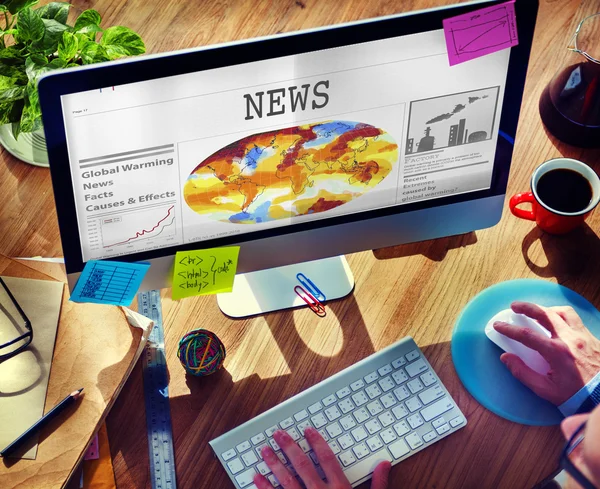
[70,260,150,306]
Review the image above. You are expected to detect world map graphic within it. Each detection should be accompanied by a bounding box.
[183,121,398,224]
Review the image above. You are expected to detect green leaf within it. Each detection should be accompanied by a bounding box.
[0,73,16,89]
[35,2,69,24]
[100,26,145,58]
[0,84,24,102]
[34,18,69,53]
[58,30,76,62]
[0,102,13,124]
[74,22,102,42]
[2,0,38,15]
[0,46,26,65]
[24,53,46,81]
[12,120,21,139]
[15,6,45,43]
[80,41,108,64]
[73,9,101,31]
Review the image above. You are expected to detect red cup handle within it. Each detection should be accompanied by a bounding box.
[509,192,536,221]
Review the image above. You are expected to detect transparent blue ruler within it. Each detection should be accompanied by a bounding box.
[138,290,177,489]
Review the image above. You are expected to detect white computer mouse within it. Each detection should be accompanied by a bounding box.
[485,309,552,375]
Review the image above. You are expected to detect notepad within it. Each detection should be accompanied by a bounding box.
[70,261,150,306]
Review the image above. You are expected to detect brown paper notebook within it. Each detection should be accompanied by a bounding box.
[0,255,152,489]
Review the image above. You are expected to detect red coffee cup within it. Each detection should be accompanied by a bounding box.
[509,158,600,234]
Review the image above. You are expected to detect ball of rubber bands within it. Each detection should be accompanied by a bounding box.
[177,329,226,376]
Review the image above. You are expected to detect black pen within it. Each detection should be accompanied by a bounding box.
[1,388,84,458]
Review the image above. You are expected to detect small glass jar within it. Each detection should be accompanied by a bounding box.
[539,13,600,147]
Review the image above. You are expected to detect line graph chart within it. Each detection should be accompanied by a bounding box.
[101,205,177,249]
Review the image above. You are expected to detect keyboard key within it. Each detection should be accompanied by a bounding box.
[256,461,272,475]
[236,441,251,453]
[251,433,266,445]
[351,426,369,442]
[344,450,394,484]
[378,411,395,427]
[242,450,258,466]
[338,433,355,450]
[379,428,397,444]
[266,425,278,437]
[286,427,300,441]
[350,379,365,391]
[297,420,312,435]
[405,358,427,377]
[423,431,437,442]
[336,386,352,399]
[298,439,311,453]
[366,435,384,451]
[318,429,329,441]
[420,371,436,386]
[419,384,444,405]
[378,364,393,376]
[436,423,451,435]
[338,398,355,414]
[406,350,419,362]
[269,438,280,451]
[407,413,424,429]
[393,420,410,437]
[276,452,287,464]
[308,402,322,414]
[280,417,294,430]
[352,391,369,407]
[235,468,256,487]
[393,386,410,401]
[405,397,423,412]
[392,369,408,385]
[255,443,268,460]
[353,442,370,459]
[366,400,384,416]
[392,404,408,419]
[268,474,280,487]
[365,419,382,434]
[227,457,245,474]
[432,417,446,429]
[322,394,337,406]
[378,376,396,392]
[325,406,342,421]
[407,378,424,394]
[340,415,357,431]
[405,432,424,450]
[222,448,236,461]
[388,439,410,459]
[364,371,379,383]
[328,440,341,454]
[294,410,309,422]
[366,384,382,399]
[450,416,464,428]
[339,450,357,467]
[380,393,397,409]
[326,421,343,438]
[420,397,453,421]
[311,413,328,429]
[392,356,406,369]
[353,407,370,424]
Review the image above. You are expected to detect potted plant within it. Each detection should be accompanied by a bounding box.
[0,1,145,166]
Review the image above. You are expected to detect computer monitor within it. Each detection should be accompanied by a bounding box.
[39,0,538,316]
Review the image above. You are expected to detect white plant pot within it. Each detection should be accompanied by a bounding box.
[0,124,49,167]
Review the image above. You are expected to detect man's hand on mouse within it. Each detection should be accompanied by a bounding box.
[493,301,600,405]
[253,427,391,489]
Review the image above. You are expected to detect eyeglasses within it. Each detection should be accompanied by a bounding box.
[0,277,33,362]
[560,421,597,489]
[567,13,600,65]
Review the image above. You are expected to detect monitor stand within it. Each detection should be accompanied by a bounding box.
[217,256,355,318]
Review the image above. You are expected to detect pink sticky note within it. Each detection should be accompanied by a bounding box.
[84,434,100,460]
[443,0,518,66]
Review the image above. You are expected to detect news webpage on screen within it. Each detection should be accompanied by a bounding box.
[60,28,510,262]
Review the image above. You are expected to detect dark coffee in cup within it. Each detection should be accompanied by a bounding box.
[536,168,593,213]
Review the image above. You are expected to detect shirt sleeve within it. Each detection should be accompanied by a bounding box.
[558,371,600,417]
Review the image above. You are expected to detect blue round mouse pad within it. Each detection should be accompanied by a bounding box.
[451,279,600,426]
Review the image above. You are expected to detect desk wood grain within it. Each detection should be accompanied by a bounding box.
[2,0,600,488]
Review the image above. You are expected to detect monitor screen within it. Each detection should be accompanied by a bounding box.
[39,0,538,286]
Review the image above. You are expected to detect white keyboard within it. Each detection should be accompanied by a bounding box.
[210,336,466,488]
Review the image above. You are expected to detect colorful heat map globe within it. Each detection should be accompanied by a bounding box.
[183,120,398,224]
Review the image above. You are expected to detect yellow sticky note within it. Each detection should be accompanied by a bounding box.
[172,247,240,300]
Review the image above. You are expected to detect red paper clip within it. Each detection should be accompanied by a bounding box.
[294,285,326,317]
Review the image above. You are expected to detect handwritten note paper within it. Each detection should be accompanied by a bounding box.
[443,0,518,66]
[70,260,150,306]
[172,247,240,300]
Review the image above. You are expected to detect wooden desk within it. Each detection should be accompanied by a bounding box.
[2,0,600,488]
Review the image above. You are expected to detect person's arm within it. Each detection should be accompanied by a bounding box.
[493,302,600,413]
